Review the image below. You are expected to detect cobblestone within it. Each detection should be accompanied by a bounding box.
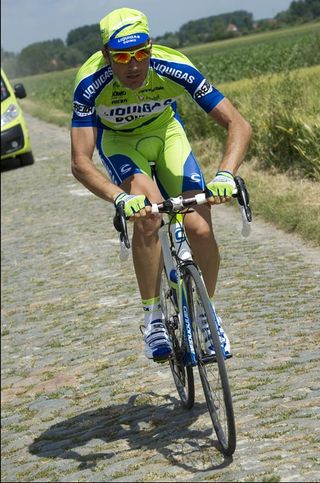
[1,114,320,481]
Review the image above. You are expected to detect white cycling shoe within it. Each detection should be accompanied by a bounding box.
[144,319,173,362]
[199,314,231,359]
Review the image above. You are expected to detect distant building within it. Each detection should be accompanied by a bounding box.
[226,23,238,32]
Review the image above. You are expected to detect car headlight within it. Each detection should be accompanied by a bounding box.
[1,104,19,127]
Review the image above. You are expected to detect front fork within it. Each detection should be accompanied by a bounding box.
[178,271,198,367]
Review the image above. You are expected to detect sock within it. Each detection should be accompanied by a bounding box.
[142,296,162,329]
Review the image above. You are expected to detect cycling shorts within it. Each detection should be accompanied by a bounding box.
[96,116,205,198]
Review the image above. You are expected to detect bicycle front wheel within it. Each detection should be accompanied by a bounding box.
[160,268,195,409]
[184,264,236,455]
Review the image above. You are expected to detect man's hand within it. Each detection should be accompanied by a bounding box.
[206,171,236,204]
[114,193,150,218]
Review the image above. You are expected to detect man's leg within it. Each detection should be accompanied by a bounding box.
[121,173,172,360]
[183,201,220,298]
[121,172,163,299]
[183,200,231,357]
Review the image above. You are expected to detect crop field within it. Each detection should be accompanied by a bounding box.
[185,22,320,83]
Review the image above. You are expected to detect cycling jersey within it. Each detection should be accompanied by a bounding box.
[72,44,224,132]
[72,44,225,196]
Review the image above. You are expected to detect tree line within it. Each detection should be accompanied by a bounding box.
[2,0,320,78]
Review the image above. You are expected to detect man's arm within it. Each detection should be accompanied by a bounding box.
[71,126,122,202]
[208,97,252,174]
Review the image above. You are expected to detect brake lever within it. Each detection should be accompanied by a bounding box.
[113,202,130,249]
[234,176,252,223]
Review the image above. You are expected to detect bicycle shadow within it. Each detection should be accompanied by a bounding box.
[28,392,233,473]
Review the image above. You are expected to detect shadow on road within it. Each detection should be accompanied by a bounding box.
[29,392,232,473]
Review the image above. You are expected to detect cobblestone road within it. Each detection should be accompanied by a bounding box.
[1,114,320,482]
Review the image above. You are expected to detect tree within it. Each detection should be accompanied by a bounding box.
[66,24,101,58]
[18,39,67,76]
[66,24,99,46]
[276,0,320,23]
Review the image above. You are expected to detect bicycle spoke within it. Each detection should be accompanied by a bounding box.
[185,264,236,455]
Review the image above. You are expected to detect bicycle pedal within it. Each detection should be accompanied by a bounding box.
[153,352,172,363]
[202,354,217,364]
[154,357,170,364]
[201,353,232,364]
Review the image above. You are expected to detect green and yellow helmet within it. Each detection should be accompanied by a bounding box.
[100,7,150,49]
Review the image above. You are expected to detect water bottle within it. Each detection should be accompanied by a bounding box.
[169,268,179,309]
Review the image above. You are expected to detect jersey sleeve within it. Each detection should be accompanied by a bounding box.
[72,79,97,128]
[151,46,225,113]
[191,76,225,112]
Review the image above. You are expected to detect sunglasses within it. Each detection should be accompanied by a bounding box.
[108,43,152,64]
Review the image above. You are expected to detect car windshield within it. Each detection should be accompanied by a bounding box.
[1,77,10,102]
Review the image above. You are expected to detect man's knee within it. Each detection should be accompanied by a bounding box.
[186,214,213,240]
[133,214,162,237]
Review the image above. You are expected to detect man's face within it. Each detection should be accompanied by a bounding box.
[103,41,151,90]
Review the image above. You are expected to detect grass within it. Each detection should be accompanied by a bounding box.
[21,98,71,128]
[181,65,320,180]
[194,142,320,246]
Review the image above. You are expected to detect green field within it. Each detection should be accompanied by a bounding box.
[16,24,320,245]
[185,22,320,83]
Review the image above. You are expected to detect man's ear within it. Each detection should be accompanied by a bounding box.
[101,47,110,64]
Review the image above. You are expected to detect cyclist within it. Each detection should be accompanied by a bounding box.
[71,8,252,362]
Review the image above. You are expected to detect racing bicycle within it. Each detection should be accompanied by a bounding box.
[114,174,252,456]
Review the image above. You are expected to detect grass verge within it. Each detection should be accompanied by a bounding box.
[193,138,320,247]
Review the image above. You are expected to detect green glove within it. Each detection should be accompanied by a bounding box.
[114,193,148,218]
[206,171,236,198]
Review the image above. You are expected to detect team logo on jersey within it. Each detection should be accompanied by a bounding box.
[194,79,213,100]
[82,67,113,100]
[112,90,127,97]
[97,99,173,125]
[153,62,195,84]
[73,101,94,117]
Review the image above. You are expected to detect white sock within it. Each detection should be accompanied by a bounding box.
[142,297,162,329]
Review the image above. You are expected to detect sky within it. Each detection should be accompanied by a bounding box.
[1,0,293,53]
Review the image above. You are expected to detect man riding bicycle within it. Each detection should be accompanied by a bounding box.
[71,8,252,362]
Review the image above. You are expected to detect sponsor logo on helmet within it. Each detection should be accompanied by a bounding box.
[120,34,143,45]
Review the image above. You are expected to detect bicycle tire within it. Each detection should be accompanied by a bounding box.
[184,264,236,455]
[160,269,195,409]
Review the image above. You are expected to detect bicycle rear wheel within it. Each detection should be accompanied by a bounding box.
[184,264,236,455]
[160,269,195,409]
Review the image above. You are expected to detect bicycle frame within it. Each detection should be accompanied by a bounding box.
[159,212,198,366]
